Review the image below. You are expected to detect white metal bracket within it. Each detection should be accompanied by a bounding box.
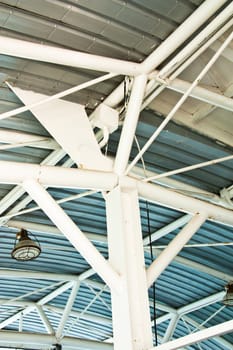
[9,86,113,171]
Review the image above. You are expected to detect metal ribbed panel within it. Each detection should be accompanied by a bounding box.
[0,0,231,348]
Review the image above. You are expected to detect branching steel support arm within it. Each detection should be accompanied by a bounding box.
[114,74,147,175]
[22,179,121,293]
[147,213,207,287]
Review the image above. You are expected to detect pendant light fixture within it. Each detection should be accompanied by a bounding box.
[11,229,41,261]
[223,282,233,306]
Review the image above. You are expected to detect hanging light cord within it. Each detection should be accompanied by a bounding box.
[146,201,158,346]
[134,130,158,344]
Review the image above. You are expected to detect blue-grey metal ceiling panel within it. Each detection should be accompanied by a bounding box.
[0,0,231,348]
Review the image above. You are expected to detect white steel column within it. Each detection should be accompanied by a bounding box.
[147,213,207,287]
[105,180,153,350]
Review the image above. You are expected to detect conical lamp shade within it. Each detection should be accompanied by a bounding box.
[11,229,41,261]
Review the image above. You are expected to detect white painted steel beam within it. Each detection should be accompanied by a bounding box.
[156,313,174,326]
[178,291,226,316]
[0,331,113,350]
[18,312,23,332]
[0,35,141,76]
[182,316,233,350]
[140,0,227,73]
[147,213,207,287]
[6,219,108,243]
[37,281,73,306]
[0,149,66,217]
[0,129,58,150]
[23,179,120,293]
[114,74,147,175]
[137,181,233,227]
[0,161,233,225]
[0,281,73,329]
[152,249,233,282]
[56,281,80,339]
[0,160,117,189]
[0,269,81,281]
[106,183,153,350]
[162,315,180,343]
[151,319,233,350]
[0,299,112,325]
[130,167,228,208]
[4,72,116,121]
[0,306,35,330]
[0,159,73,224]
[143,214,191,246]
[167,78,233,112]
[0,160,232,226]
[144,155,233,182]
[0,1,225,80]
[127,31,233,175]
[36,305,54,334]
[157,1,233,79]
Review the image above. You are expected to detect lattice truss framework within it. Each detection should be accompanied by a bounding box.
[0,1,232,349]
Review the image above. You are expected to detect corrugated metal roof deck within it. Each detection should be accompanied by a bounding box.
[0,0,232,349]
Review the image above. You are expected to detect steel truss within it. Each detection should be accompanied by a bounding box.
[0,0,232,349]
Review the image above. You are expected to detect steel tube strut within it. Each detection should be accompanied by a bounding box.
[56,281,80,339]
[0,331,113,350]
[137,181,233,227]
[141,0,227,73]
[147,213,207,287]
[114,74,147,175]
[2,73,117,121]
[157,1,233,79]
[127,30,233,174]
[150,319,233,350]
[0,36,141,76]
[23,179,121,293]
[0,160,118,189]
[0,161,232,226]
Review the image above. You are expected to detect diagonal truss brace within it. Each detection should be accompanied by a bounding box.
[150,319,233,350]
[0,281,73,330]
[56,281,80,339]
[147,213,207,287]
[22,179,121,293]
